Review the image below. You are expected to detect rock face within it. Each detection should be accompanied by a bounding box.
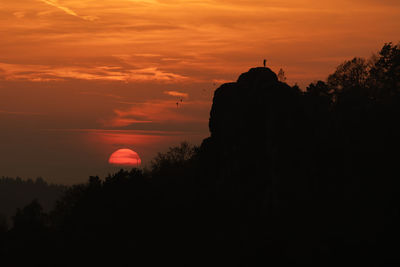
[209,67,280,139]
[199,67,315,263]
[203,67,304,183]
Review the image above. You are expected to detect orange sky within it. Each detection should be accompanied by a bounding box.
[1,0,400,183]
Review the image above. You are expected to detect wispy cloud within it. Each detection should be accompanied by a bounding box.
[79,91,123,100]
[103,100,210,128]
[39,0,98,21]
[164,90,189,98]
[0,63,187,83]
[13,12,26,19]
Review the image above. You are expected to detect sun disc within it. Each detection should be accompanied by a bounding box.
[108,149,142,166]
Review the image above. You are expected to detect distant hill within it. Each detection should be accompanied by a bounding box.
[0,177,66,224]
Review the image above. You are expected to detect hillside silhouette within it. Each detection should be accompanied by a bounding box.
[0,177,66,225]
[1,42,400,266]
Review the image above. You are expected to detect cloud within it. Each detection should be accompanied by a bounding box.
[13,12,26,19]
[39,0,78,16]
[79,91,123,99]
[164,91,189,98]
[128,68,188,82]
[39,0,98,21]
[102,99,210,130]
[0,62,187,83]
[106,118,154,127]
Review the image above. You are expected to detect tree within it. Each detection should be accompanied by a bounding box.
[278,68,287,82]
[368,42,400,100]
[12,199,47,231]
[150,142,198,174]
[306,80,332,98]
[327,57,370,99]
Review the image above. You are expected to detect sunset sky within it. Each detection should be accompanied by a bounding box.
[1,0,399,184]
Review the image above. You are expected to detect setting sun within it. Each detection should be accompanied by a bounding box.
[108,148,142,166]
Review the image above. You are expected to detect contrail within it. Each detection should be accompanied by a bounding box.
[39,0,96,21]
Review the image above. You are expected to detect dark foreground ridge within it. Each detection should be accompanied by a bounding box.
[1,43,400,266]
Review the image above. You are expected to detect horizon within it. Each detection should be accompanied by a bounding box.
[1,0,400,184]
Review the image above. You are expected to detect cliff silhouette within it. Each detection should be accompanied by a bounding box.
[199,67,322,265]
[201,67,315,212]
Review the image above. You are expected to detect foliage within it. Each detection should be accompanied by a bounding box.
[306,80,332,97]
[369,42,400,100]
[327,57,370,92]
[319,42,400,104]
[277,68,287,82]
[150,141,199,176]
[12,199,48,231]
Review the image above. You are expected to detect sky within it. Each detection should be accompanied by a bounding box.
[0,0,399,184]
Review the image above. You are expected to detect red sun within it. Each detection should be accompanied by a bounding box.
[108,149,142,166]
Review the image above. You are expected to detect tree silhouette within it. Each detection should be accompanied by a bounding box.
[277,68,287,82]
[327,57,370,103]
[150,141,199,180]
[306,80,332,98]
[12,199,47,232]
[369,42,400,101]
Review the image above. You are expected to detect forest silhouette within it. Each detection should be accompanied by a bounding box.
[1,42,400,266]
